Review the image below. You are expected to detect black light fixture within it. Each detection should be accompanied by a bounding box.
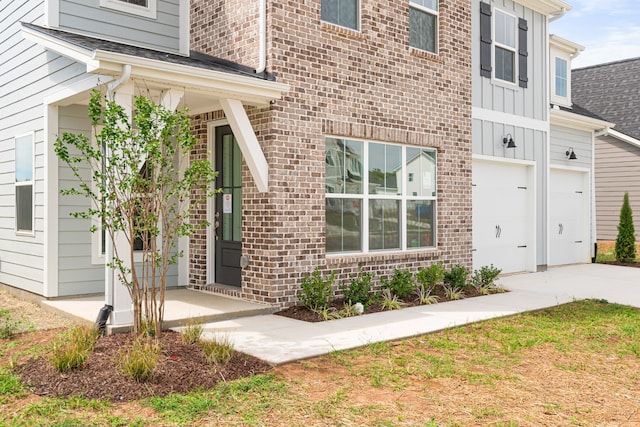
[565,147,577,160]
[503,133,516,148]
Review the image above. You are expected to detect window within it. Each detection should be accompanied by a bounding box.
[15,134,34,234]
[99,0,156,19]
[325,138,436,253]
[321,0,359,30]
[555,57,568,98]
[409,0,438,53]
[494,10,516,83]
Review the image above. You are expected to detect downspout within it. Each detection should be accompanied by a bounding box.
[255,0,266,74]
[101,64,132,329]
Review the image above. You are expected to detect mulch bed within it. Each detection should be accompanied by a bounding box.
[600,261,640,268]
[17,330,271,402]
[276,287,493,323]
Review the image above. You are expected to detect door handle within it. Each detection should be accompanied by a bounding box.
[495,225,502,239]
[559,223,563,235]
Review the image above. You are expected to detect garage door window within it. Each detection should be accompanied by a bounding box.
[326,137,436,253]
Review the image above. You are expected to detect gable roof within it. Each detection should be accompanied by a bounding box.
[572,57,640,140]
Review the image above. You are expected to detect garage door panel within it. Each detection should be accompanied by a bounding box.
[473,160,533,274]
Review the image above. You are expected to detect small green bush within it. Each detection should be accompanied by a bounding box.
[49,326,99,372]
[119,337,160,382]
[380,289,404,310]
[0,309,22,339]
[340,269,374,306]
[381,268,415,300]
[298,267,336,311]
[200,335,234,365]
[416,262,445,290]
[471,265,502,295]
[443,264,470,289]
[615,192,637,263]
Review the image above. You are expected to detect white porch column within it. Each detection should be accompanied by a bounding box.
[107,81,135,326]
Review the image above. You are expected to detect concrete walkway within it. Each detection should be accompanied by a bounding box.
[182,264,640,365]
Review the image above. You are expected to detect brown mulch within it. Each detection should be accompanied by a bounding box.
[276,287,494,322]
[601,261,640,268]
[17,330,271,402]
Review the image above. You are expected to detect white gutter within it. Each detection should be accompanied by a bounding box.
[107,64,132,99]
[549,7,567,23]
[255,0,266,74]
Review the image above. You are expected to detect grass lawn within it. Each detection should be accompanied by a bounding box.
[595,241,640,262]
[2,299,640,426]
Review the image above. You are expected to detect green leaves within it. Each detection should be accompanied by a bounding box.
[615,192,637,263]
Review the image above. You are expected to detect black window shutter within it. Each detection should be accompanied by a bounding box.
[480,2,492,78]
[518,18,528,88]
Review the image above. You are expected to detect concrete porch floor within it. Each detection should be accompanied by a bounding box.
[42,288,276,333]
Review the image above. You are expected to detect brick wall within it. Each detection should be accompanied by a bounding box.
[190,0,473,307]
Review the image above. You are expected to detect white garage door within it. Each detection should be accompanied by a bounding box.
[473,159,533,274]
[549,168,589,265]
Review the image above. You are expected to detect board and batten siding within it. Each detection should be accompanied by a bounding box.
[472,0,548,121]
[59,0,182,54]
[57,104,104,296]
[594,135,640,241]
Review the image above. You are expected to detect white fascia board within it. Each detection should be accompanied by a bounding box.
[43,75,114,105]
[598,128,640,149]
[179,0,189,55]
[517,0,571,15]
[91,51,289,106]
[220,98,269,193]
[472,107,549,132]
[550,108,613,131]
[550,35,584,57]
[20,24,99,70]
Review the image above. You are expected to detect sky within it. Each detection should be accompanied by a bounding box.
[550,0,640,69]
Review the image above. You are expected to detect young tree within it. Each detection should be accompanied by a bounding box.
[615,192,636,263]
[55,89,217,336]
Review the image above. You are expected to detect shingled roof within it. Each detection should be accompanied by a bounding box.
[572,57,640,140]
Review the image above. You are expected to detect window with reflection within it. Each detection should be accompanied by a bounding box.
[325,138,436,253]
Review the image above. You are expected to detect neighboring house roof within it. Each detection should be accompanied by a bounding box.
[572,57,640,141]
[21,22,272,81]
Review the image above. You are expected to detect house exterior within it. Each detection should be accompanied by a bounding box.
[1,0,473,323]
[571,58,640,241]
[470,0,610,274]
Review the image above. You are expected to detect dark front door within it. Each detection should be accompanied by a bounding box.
[215,125,242,286]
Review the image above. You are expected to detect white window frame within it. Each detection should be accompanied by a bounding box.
[321,0,361,31]
[551,53,571,107]
[409,0,439,54]
[493,9,517,85]
[15,132,35,236]
[325,137,437,255]
[99,0,157,19]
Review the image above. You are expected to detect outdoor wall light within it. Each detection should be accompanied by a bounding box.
[565,147,577,160]
[503,134,516,148]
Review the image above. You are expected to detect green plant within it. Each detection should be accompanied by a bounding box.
[55,90,218,336]
[314,307,343,321]
[119,337,160,382]
[443,264,470,289]
[416,262,445,289]
[339,301,362,317]
[380,289,404,311]
[381,268,415,300]
[615,192,637,262]
[0,309,22,339]
[49,326,99,372]
[298,267,336,311]
[200,334,234,365]
[181,320,203,345]
[471,265,502,295]
[340,269,374,306]
[415,286,439,304]
[443,285,465,300]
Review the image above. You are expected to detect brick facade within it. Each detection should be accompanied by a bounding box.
[189,0,472,307]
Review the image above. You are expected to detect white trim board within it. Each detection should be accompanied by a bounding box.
[472,107,549,132]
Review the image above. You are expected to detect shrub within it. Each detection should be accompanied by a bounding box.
[381,268,415,300]
[380,289,403,311]
[471,265,502,295]
[615,192,637,263]
[416,262,445,290]
[181,320,203,345]
[0,309,22,339]
[298,267,336,311]
[443,264,470,289]
[340,269,374,306]
[49,326,99,372]
[119,337,160,382]
[200,334,234,365]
